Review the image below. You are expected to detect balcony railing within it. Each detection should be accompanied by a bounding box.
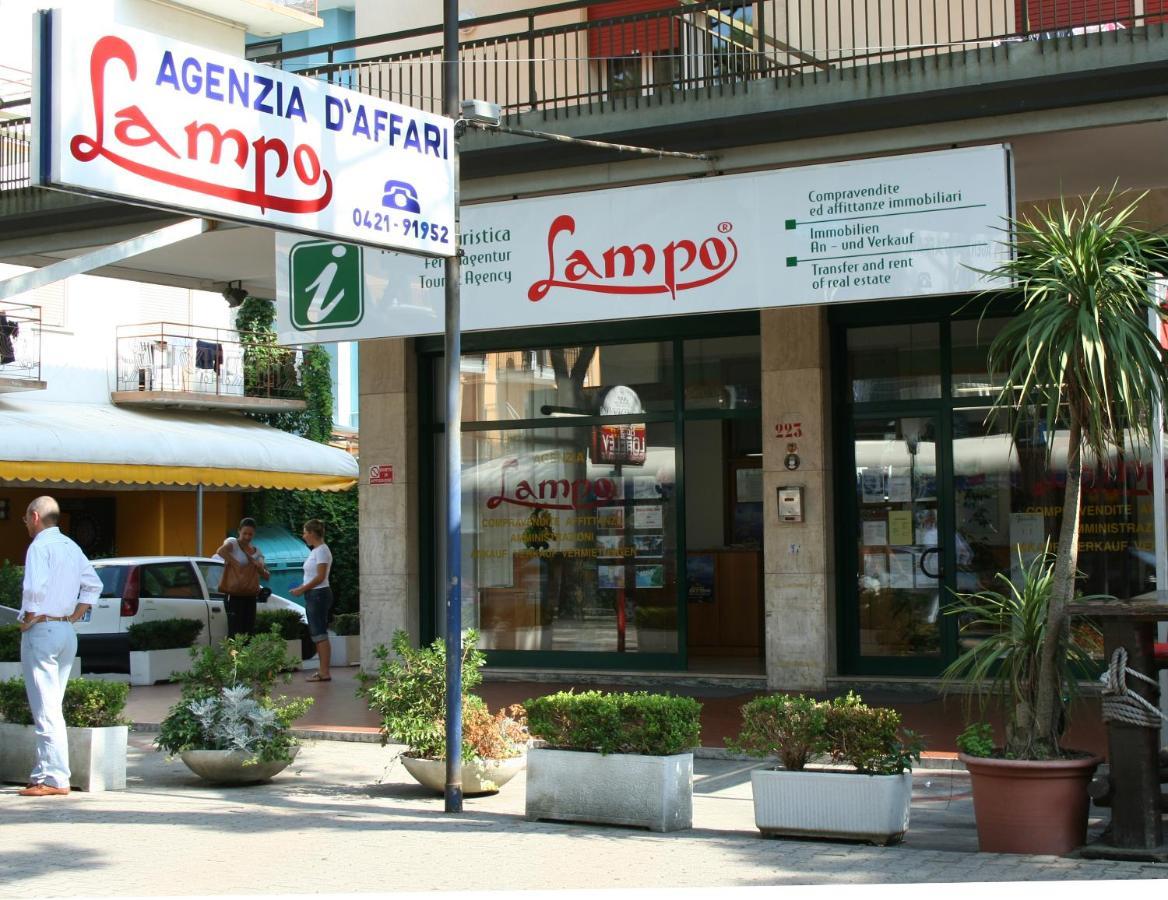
[112,323,308,412]
[0,110,30,192]
[258,0,1166,121]
[0,301,44,391]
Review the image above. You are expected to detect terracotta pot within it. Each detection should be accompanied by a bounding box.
[959,751,1103,855]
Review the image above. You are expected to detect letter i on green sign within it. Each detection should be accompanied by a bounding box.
[289,241,364,330]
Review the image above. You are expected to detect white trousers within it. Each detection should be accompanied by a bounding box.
[21,621,77,789]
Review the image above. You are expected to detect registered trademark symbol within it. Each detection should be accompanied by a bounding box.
[718,222,733,233]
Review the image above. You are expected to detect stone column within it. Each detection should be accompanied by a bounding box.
[358,337,420,665]
[760,307,834,691]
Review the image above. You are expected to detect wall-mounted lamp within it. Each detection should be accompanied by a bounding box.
[221,281,248,308]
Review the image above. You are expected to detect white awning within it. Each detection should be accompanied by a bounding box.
[0,398,358,491]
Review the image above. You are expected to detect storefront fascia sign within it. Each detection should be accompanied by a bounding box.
[31,10,455,256]
[275,143,1013,344]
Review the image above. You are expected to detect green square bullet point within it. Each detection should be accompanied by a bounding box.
[785,219,796,230]
[786,257,798,267]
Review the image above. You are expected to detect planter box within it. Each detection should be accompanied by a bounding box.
[129,647,194,685]
[284,639,303,670]
[635,628,677,653]
[750,768,913,845]
[0,659,81,681]
[0,722,128,791]
[327,633,360,667]
[525,747,693,832]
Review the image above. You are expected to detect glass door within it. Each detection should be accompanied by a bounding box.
[852,413,947,665]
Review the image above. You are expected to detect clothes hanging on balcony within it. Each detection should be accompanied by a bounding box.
[195,340,223,374]
[0,314,18,365]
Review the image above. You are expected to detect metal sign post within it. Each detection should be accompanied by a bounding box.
[442,0,463,815]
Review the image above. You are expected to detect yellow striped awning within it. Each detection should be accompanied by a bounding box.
[0,399,358,491]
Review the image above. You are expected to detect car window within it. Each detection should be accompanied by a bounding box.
[197,562,224,595]
[140,562,202,600]
[95,566,129,599]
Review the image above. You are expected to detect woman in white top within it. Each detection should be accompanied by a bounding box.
[213,517,269,638]
[291,518,333,682]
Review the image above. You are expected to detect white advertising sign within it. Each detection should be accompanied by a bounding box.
[32,10,455,255]
[276,145,1012,343]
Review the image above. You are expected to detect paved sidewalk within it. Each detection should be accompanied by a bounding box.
[0,736,1162,897]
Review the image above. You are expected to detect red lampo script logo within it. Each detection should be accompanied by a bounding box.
[69,36,333,214]
[528,215,739,302]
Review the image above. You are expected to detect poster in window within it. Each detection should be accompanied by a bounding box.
[687,553,715,603]
[597,535,625,558]
[598,565,626,589]
[597,506,625,530]
[861,470,885,504]
[635,565,665,589]
[634,505,663,529]
[633,476,660,500]
[634,534,664,557]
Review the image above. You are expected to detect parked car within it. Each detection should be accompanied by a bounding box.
[76,556,309,672]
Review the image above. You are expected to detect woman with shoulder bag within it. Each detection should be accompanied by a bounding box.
[214,517,270,638]
[290,518,333,682]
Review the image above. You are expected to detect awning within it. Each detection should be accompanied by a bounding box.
[0,399,358,491]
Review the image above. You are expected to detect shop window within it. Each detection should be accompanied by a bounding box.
[950,317,1010,399]
[683,334,760,410]
[1015,0,1134,32]
[847,323,941,402]
[441,341,674,424]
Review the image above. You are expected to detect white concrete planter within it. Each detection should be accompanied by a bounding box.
[525,747,693,832]
[750,768,913,845]
[129,647,194,685]
[0,722,128,791]
[180,746,299,785]
[0,659,81,681]
[327,633,360,667]
[284,639,303,670]
[401,754,526,795]
[635,628,677,653]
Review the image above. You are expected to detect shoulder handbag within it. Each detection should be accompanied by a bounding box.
[220,556,260,596]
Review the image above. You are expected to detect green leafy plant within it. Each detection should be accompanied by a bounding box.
[156,629,310,764]
[0,624,20,663]
[525,690,702,756]
[822,692,922,775]
[255,609,304,641]
[127,618,204,651]
[956,722,995,758]
[971,188,1168,759]
[0,677,129,728]
[727,693,829,770]
[331,613,359,636]
[942,547,1106,758]
[0,561,21,610]
[357,629,520,763]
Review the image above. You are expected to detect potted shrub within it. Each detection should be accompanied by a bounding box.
[523,689,702,832]
[946,189,1168,854]
[633,605,677,653]
[730,692,921,845]
[943,549,1108,854]
[0,623,81,681]
[357,629,528,795]
[0,677,130,791]
[128,617,204,685]
[255,608,307,670]
[329,612,360,668]
[155,628,312,784]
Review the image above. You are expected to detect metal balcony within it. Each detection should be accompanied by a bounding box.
[0,301,45,393]
[111,323,308,413]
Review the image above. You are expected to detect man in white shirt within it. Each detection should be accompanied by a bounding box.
[16,496,101,797]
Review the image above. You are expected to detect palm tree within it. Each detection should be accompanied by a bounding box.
[979,189,1168,758]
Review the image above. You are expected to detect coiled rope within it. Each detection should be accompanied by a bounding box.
[1100,647,1165,728]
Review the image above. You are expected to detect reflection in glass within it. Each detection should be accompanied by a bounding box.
[951,318,1009,399]
[848,323,941,402]
[854,415,942,657]
[454,422,677,654]
[683,335,761,410]
[439,343,674,423]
